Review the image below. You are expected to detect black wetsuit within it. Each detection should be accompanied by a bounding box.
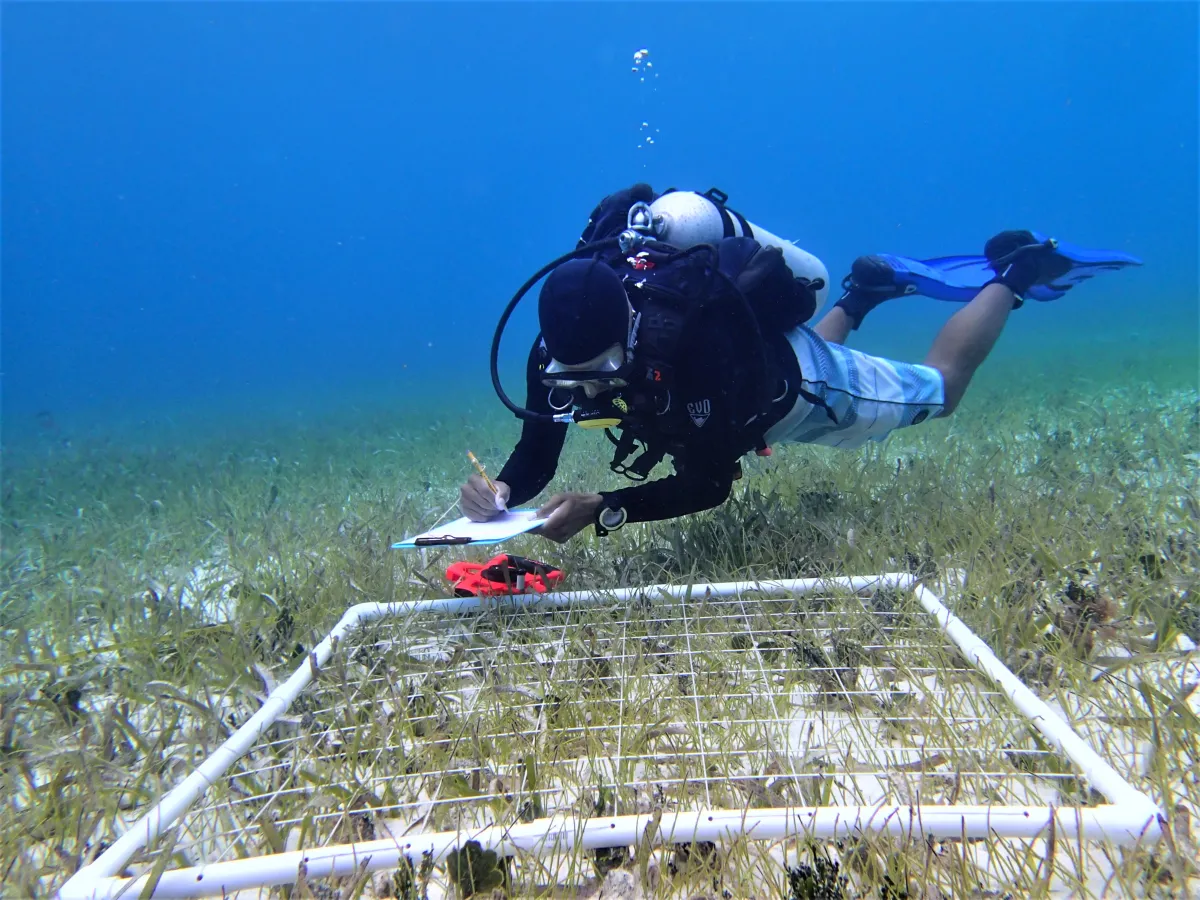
[497,300,801,526]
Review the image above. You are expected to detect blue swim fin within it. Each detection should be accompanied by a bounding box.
[858,233,1142,304]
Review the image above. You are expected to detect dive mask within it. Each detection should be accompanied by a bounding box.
[540,343,631,393]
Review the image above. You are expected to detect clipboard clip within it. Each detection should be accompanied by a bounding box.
[415,535,473,546]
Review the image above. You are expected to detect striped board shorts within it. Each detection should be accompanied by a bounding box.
[764,325,946,450]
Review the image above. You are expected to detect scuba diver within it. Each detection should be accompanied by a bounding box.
[460,184,1141,543]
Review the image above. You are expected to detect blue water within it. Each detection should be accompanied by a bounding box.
[4,2,1197,441]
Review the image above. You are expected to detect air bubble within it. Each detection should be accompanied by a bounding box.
[630,47,657,160]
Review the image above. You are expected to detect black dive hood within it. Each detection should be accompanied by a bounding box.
[489,236,624,426]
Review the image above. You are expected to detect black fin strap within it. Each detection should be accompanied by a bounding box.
[839,277,903,297]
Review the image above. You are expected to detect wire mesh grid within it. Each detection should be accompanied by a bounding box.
[63,574,1163,899]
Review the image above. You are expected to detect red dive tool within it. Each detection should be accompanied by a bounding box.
[445,553,565,597]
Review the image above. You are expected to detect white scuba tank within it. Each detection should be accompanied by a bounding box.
[645,189,831,316]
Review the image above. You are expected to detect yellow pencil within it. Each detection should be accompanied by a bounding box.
[467,450,498,496]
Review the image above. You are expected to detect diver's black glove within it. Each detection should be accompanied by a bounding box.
[578,183,658,246]
[983,230,1073,307]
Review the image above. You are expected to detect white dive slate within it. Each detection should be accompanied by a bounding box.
[391,508,548,548]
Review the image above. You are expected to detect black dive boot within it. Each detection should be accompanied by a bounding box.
[832,255,916,330]
[983,230,1074,307]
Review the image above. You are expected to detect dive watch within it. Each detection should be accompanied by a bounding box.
[595,501,628,537]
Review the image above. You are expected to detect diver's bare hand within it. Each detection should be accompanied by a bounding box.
[534,492,603,543]
[460,475,510,522]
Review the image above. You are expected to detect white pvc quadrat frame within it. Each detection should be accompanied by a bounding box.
[59,572,1165,900]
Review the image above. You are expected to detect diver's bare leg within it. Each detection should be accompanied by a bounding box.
[812,306,854,344]
[924,282,1017,416]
